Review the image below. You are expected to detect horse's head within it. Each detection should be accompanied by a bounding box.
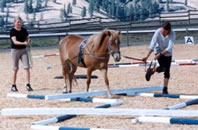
[105,30,121,62]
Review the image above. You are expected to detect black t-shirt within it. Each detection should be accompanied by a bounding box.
[10,27,28,49]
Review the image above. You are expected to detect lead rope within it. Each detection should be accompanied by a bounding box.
[27,44,33,69]
[145,60,157,72]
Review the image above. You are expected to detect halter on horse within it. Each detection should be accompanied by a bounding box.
[59,29,121,98]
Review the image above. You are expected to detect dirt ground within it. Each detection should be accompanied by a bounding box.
[0,43,198,130]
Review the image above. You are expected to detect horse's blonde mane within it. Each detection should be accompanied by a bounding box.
[88,30,111,52]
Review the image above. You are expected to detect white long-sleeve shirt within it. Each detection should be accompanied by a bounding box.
[149,28,176,56]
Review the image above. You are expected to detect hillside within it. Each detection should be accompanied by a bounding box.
[0,0,198,25]
[0,0,108,23]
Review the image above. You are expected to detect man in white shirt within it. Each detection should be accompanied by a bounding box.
[142,21,176,94]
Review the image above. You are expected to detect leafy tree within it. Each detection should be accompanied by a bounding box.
[44,0,49,7]
[24,0,33,13]
[72,0,76,6]
[0,16,5,26]
[60,4,67,21]
[33,8,36,21]
[115,4,119,18]
[81,6,86,18]
[0,0,6,12]
[88,0,94,17]
[29,0,33,13]
[36,0,42,11]
[111,0,115,16]
[1,0,6,7]
[166,0,169,12]
[102,0,108,12]
[185,0,188,6]
[24,0,28,13]
[6,6,9,23]
[128,4,134,20]
[134,3,141,21]
[140,0,149,20]
[119,0,127,3]
[67,3,72,14]
[94,0,100,12]
[107,5,111,17]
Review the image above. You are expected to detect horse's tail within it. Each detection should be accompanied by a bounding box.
[63,59,73,78]
[63,59,77,85]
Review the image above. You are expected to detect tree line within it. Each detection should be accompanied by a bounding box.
[0,0,189,26]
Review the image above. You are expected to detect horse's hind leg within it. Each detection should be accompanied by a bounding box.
[101,68,112,98]
[68,65,77,93]
[62,63,68,93]
[62,59,73,93]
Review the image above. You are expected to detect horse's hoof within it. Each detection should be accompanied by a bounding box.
[107,94,112,99]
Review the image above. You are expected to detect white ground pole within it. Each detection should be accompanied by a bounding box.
[32,99,123,125]
[31,125,117,130]
[166,98,198,110]
[109,62,198,68]
[7,86,163,100]
[131,116,198,125]
[7,93,123,104]
[7,93,123,128]
[7,93,45,99]
[32,53,60,59]
[2,108,198,117]
[133,93,198,99]
[131,98,198,124]
[45,86,163,100]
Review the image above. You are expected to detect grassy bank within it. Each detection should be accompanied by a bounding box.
[0,31,197,49]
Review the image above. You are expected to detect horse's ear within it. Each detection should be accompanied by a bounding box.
[107,30,111,36]
[103,30,111,36]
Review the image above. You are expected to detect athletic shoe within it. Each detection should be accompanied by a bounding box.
[26,84,33,91]
[145,68,154,81]
[11,84,18,92]
[162,87,168,94]
[145,61,156,81]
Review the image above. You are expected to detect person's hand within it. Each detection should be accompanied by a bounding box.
[24,41,28,45]
[142,57,148,63]
[27,39,32,45]
[154,53,161,60]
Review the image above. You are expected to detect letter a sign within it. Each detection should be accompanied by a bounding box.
[184,36,194,45]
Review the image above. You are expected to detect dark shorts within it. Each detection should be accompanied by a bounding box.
[11,48,30,70]
[156,55,172,79]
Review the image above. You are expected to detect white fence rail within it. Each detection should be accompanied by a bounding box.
[0,28,197,40]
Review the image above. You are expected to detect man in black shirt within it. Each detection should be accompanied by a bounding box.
[10,16,33,92]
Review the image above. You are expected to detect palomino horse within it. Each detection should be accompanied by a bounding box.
[59,29,121,98]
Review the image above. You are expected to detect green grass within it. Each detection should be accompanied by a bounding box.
[0,31,197,49]
[0,37,60,49]
[31,37,59,47]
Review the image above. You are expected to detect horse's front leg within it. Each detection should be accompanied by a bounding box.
[101,68,112,98]
[86,68,93,92]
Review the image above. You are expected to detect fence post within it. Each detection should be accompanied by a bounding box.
[37,21,40,32]
[126,30,129,46]
[188,10,190,25]
[185,28,188,36]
